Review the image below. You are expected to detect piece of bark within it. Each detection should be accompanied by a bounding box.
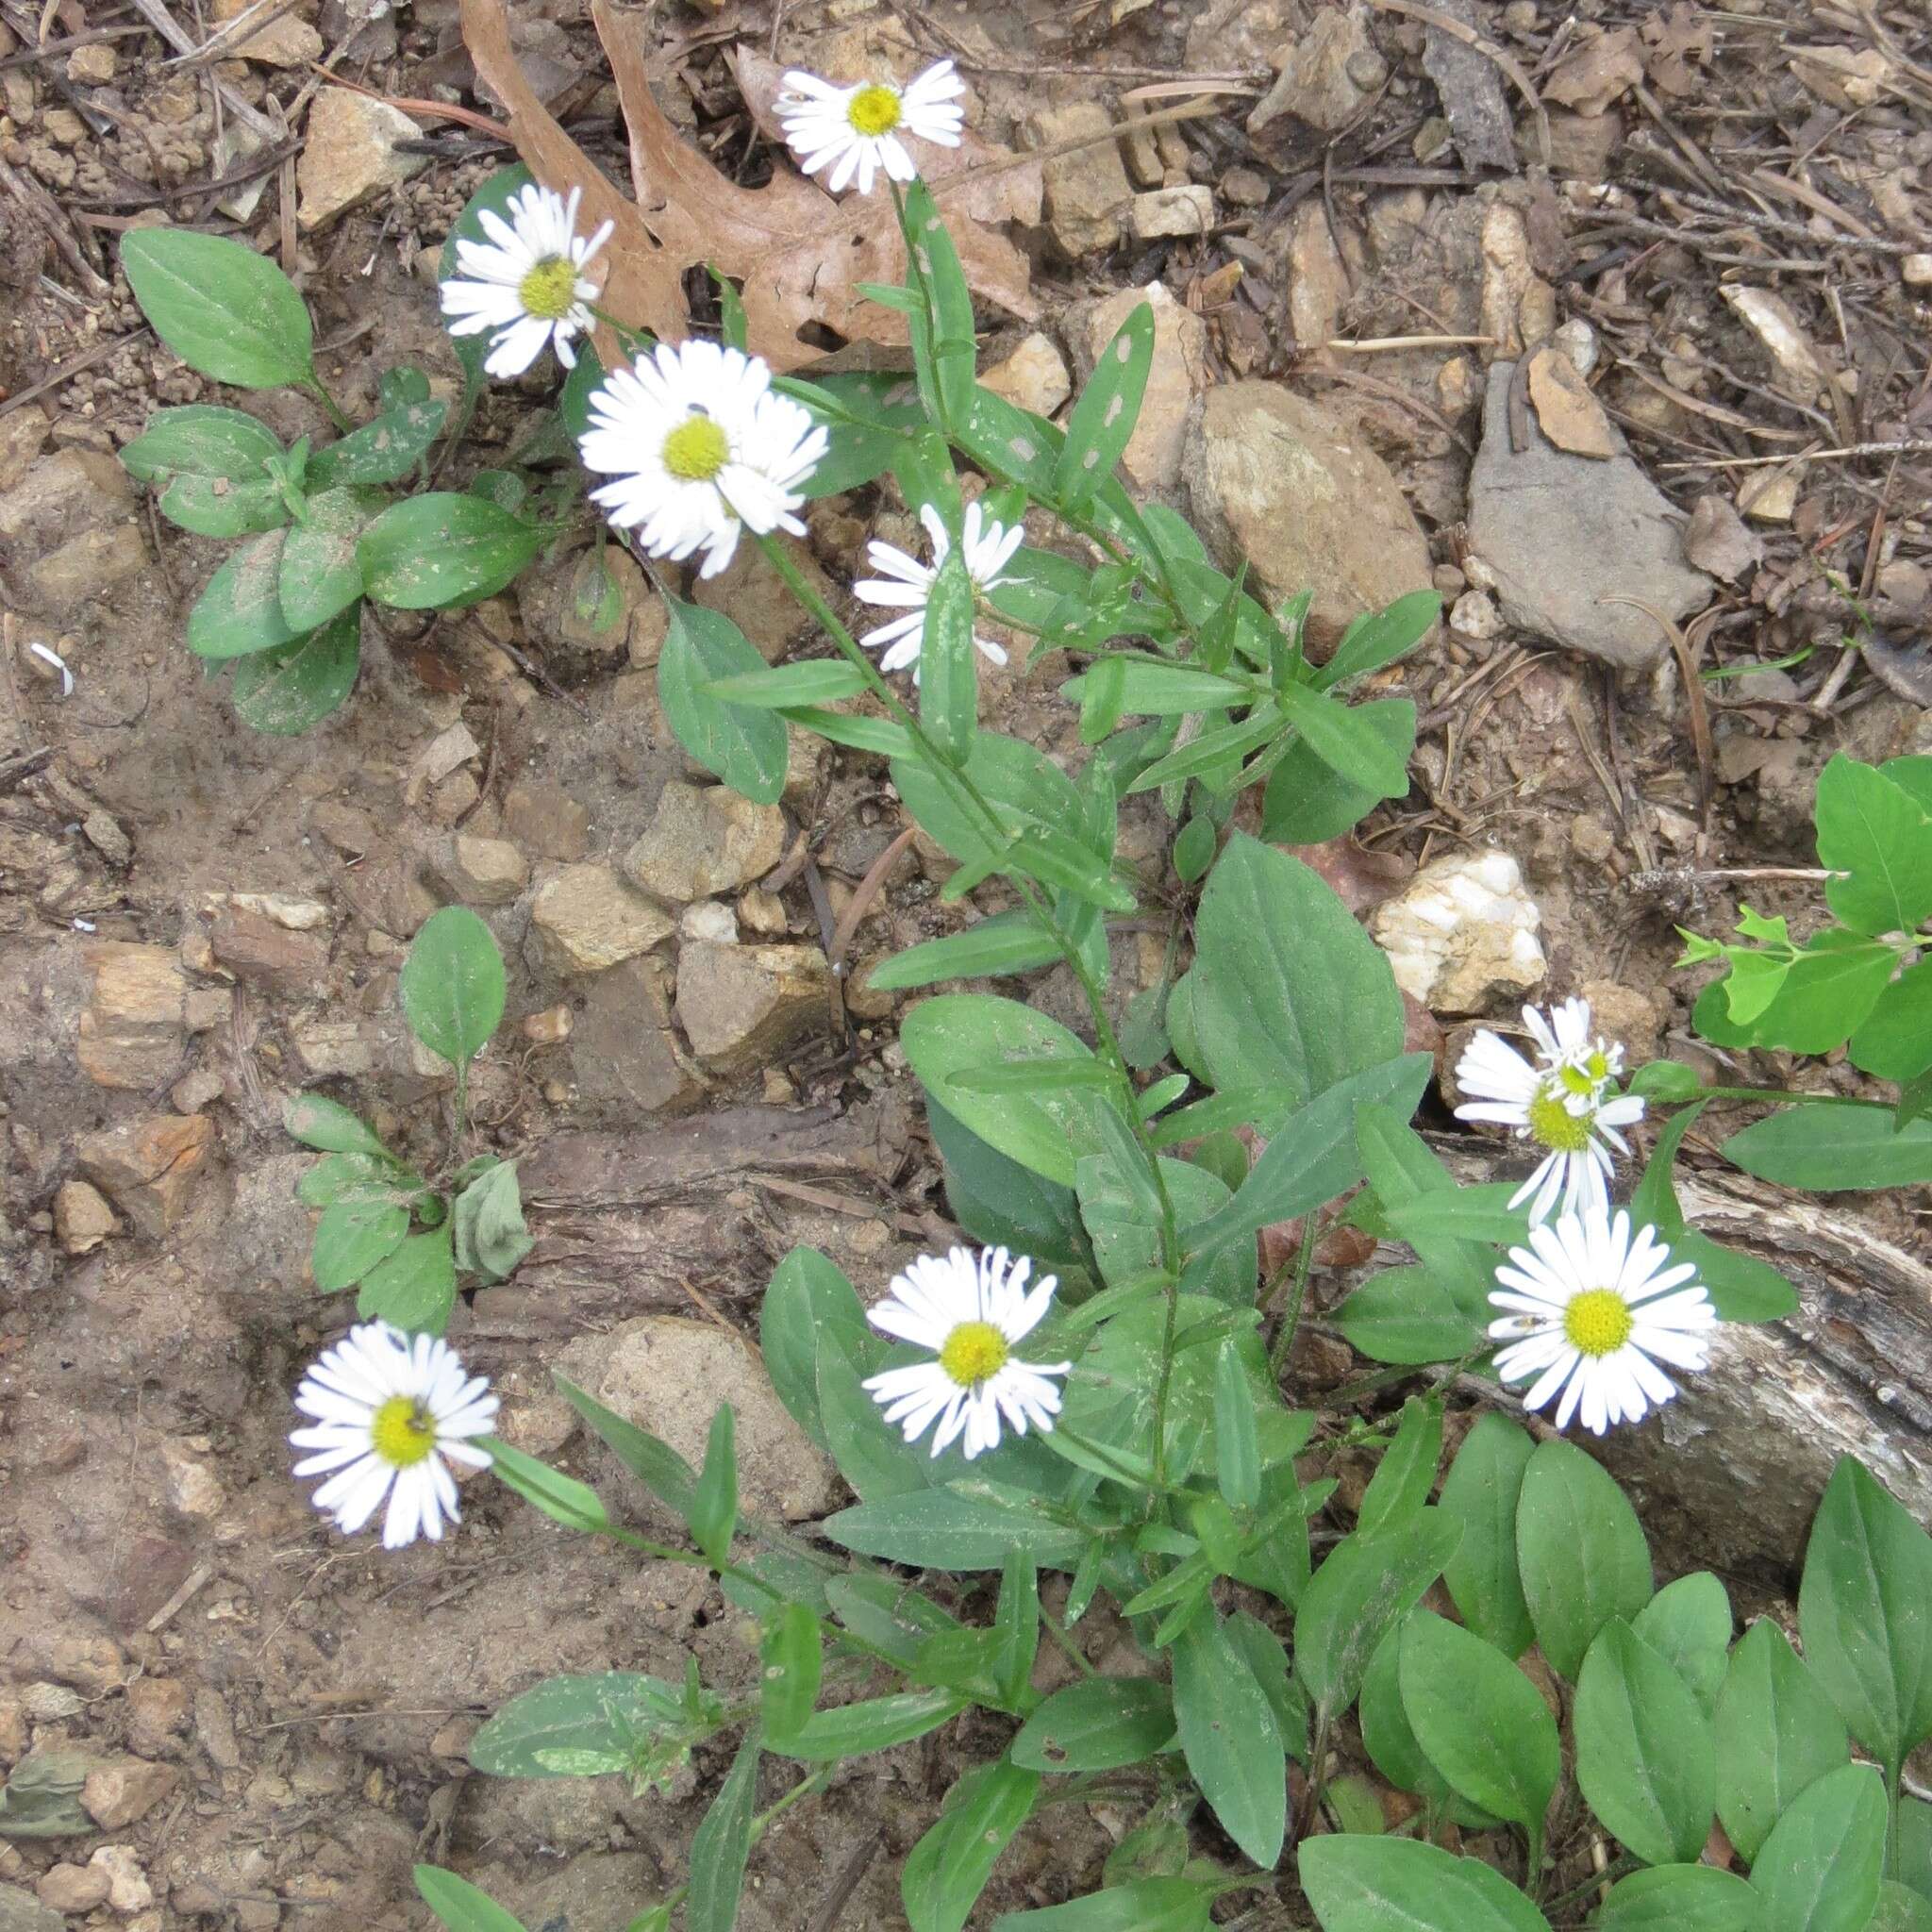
[1422,0,1519,175]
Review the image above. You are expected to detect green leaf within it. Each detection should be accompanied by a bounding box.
[1061,658,1251,718]
[1331,1263,1485,1365]
[277,487,366,631]
[1799,1456,1932,1776]
[1714,1620,1849,1863]
[1213,1338,1261,1508]
[1261,698,1417,843]
[824,1485,1086,1570]
[657,596,789,805]
[285,1092,388,1158]
[123,404,287,537]
[484,1437,608,1536]
[229,607,360,734]
[772,1689,966,1761]
[121,228,314,389]
[1275,680,1411,799]
[701,660,872,708]
[1875,1883,1932,1932]
[902,994,1114,1187]
[1438,1413,1537,1657]
[929,1103,1091,1272]
[868,912,1065,991]
[687,1728,760,1932]
[355,1227,458,1334]
[1630,1571,1730,1720]
[1296,1511,1461,1723]
[188,528,297,659]
[758,1247,874,1455]
[400,907,506,1070]
[1314,591,1441,690]
[1359,1621,1497,1826]
[1574,1617,1715,1867]
[1897,1794,1932,1904]
[1010,1679,1174,1773]
[1593,1865,1760,1931]
[297,1151,423,1210]
[1297,1834,1552,1932]
[452,1159,533,1284]
[311,1196,409,1291]
[904,1757,1041,1932]
[784,370,922,497]
[992,1878,1219,1932]
[414,1866,527,1932]
[900,180,975,427]
[469,1672,683,1777]
[758,1604,820,1748]
[1815,754,1932,936]
[307,400,447,491]
[920,547,979,765]
[1171,1611,1286,1869]
[1850,959,1932,1082]
[1056,300,1154,508]
[358,494,541,610]
[1174,836,1405,1127]
[1357,1397,1441,1535]
[1398,1609,1559,1858]
[688,1406,738,1568]
[1724,1105,1932,1190]
[1515,1440,1653,1680]
[824,1574,962,1669]
[1749,1762,1888,1932]
[893,731,1087,874]
[1670,1231,1799,1324]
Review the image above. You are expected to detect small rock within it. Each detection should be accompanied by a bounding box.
[1552,317,1599,377]
[38,1863,109,1914]
[158,1439,225,1519]
[1682,493,1764,584]
[210,0,319,64]
[1370,849,1546,1015]
[1737,465,1799,524]
[0,450,132,560]
[680,901,739,944]
[407,722,479,802]
[225,891,329,930]
[1249,7,1385,135]
[53,1180,116,1255]
[979,332,1072,417]
[1721,287,1826,402]
[447,833,528,907]
[124,1677,191,1757]
[739,888,789,937]
[1080,281,1208,496]
[1480,204,1556,360]
[25,525,147,616]
[623,781,786,904]
[308,801,378,857]
[66,42,116,82]
[571,957,702,1116]
[81,1758,180,1832]
[558,1316,840,1521]
[691,535,832,663]
[75,1114,214,1239]
[21,1684,86,1722]
[296,89,427,229]
[0,408,48,495]
[171,1067,225,1114]
[82,808,131,866]
[515,545,656,679]
[1578,977,1661,1063]
[1221,165,1270,207]
[208,904,330,995]
[1467,362,1713,670]
[86,1845,151,1915]
[1525,344,1616,458]
[1280,200,1350,352]
[0,1884,62,1932]
[1904,254,1932,288]
[531,866,675,975]
[1130,184,1214,240]
[1027,100,1131,256]
[675,941,831,1074]
[76,942,186,1090]
[1449,590,1501,640]
[1543,22,1643,114]
[1181,381,1436,654]
[1542,108,1622,181]
[503,781,591,861]
[521,1004,573,1045]
[291,1020,375,1077]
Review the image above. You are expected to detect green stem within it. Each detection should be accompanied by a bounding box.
[304,374,355,435]
[1663,1085,1887,1109]
[1540,1853,1639,1919]
[1299,1711,1333,1843]
[1267,1209,1322,1381]
[642,1763,836,1925]
[1040,1604,1097,1679]
[1889,1764,1903,1882]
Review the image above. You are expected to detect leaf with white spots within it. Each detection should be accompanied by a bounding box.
[1054,301,1154,509]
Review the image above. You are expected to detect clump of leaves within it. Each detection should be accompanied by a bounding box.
[286,908,531,1334]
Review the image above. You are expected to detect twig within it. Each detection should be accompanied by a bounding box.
[827,824,914,974]
[0,149,110,296]
[805,1830,883,1932]
[1746,167,1880,242]
[0,23,150,68]
[1364,0,1548,163]
[1655,186,1917,255]
[144,1560,215,1632]
[119,0,277,138]
[1658,440,1932,470]
[1325,332,1495,352]
[1598,595,1714,826]
[0,327,141,416]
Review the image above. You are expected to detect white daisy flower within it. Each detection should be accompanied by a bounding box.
[862,1245,1073,1461]
[854,501,1024,676]
[1454,996,1646,1224]
[440,182,614,380]
[290,1320,498,1550]
[1489,1208,1717,1436]
[777,59,966,196]
[577,340,828,579]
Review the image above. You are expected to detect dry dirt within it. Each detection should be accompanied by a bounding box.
[1,0,1929,1925]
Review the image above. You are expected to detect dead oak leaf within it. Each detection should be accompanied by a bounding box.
[1543,24,1644,118]
[460,0,1041,372]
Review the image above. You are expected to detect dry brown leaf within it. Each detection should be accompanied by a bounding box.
[460,0,1041,371]
[1682,493,1764,584]
[1526,345,1616,459]
[1640,2,1714,97]
[1543,25,1644,117]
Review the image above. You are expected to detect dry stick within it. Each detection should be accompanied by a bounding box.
[0,22,149,67]
[1659,439,1932,469]
[1364,0,1548,163]
[166,0,298,64]
[0,326,141,416]
[827,824,915,976]
[1747,166,1880,242]
[1325,332,1495,352]
[121,0,279,138]
[1659,186,1917,255]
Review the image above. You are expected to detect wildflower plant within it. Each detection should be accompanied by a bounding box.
[125,61,1925,1932]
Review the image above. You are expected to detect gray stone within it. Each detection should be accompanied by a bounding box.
[622,781,785,905]
[979,331,1072,418]
[1130,185,1215,240]
[558,1315,840,1521]
[1468,362,1713,670]
[1181,382,1435,654]
[76,941,186,1090]
[674,941,832,1074]
[504,781,590,862]
[571,957,703,1117]
[531,865,674,975]
[1027,101,1131,257]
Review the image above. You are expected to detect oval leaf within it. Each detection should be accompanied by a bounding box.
[358,493,541,610]
[399,907,506,1070]
[121,229,313,389]
[1297,1834,1553,1932]
[1750,1761,1888,1932]
[1516,1440,1653,1681]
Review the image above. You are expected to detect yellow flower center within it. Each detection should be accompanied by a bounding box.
[938,1321,1008,1389]
[517,256,580,323]
[662,413,730,482]
[846,83,903,138]
[1563,1289,1634,1358]
[370,1395,438,1469]
[1527,1084,1594,1153]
